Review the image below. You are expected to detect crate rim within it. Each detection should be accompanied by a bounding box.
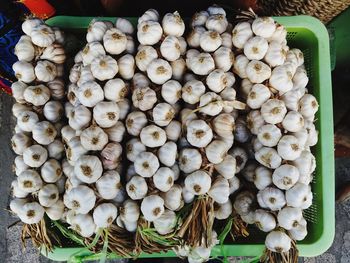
[44,15,334,260]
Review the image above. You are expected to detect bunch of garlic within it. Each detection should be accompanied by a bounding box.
[231,15,318,254]
[62,18,138,236]
[10,18,66,225]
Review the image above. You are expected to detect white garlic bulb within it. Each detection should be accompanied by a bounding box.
[289,217,307,241]
[261,99,287,124]
[141,195,165,221]
[34,60,57,82]
[161,80,181,105]
[32,121,57,145]
[140,125,167,148]
[208,176,229,204]
[272,164,299,190]
[264,41,287,67]
[66,137,88,164]
[232,22,253,49]
[293,67,309,90]
[214,155,236,179]
[158,142,177,167]
[268,24,287,44]
[134,152,159,178]
[244,36,268,60]
[139,9,160,23]
[206,69,230,93]
[255,147,281,169]
[282,111,304,132]
[146,58,172,85]
[17,111,39,132]
[116,18,134,34]
[136,45,158,72]
[63,185,96,214]
[77,81,104,107]
[80,125,108,151]
[17,170,43,193]
[187,27,206,48]
[182,80,206,104]
[246,60,271,84]
[214,200,232,220]
[38,184,59,207]
[45,200,65,221]
[185,170,212,195]
[247,84,271,109]
[30,24,55,47]
[23,145,48,168]
[18,202,45,224]
[81,42,106,66]
[254,209,276,232]
[153,167,175,192]
[103,78,127,102]
[93,101,119,128]
[93,203,118,228]
[11,81,27,104]
[70,213,96,238]
[126,175,148,200]
[118,54,135,80]
[101,143,122,170]
[12,61,35,83]
[137,21,163,45]
[187,53,215,75]
[286,183,312,209]
[104,121,126,143]
[86,20,109,42]
[41,159,62,183]
[153,209,177,235]
[205,140,228,164]
[15,35,35,62]
[186,119,213,148]
[91,55,118,81]
[277,206,303,230]
[14,156,29,176]
[254,166,272,190]
[257,187,286,211]
[103,28,127,55]
[23,85,51,106]
[299,94,319,119]
[160,36,181,61]
[277,135,302,160]
[120,199,140,222]
[74,155,103,183]
[269,65,294,94]
[179,148,202,174]
[43,101,63,123]
[257,124,282,147]
[11,133,32,155]
[11,180,28,198]
[161,184,183,211]
[126,138,146,162]
[199,31,222,52]
[252,17,276,38]
[292,150,316,177]
[126,111,147,136]
[206,14,228,34]
[170,58,186,80]
[265,231,291,253]
[96,170,122,200]
[213,47,234,72]
[40,44,66,64]
[132,86,157,111]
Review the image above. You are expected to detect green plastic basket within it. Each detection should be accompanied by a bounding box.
[44,15,335,261]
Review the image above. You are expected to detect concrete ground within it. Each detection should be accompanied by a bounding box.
[1,93,349,263]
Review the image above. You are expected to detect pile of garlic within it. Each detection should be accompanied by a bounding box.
[230,16,319,255]
[10,18,66,224]
[61,18,137,237]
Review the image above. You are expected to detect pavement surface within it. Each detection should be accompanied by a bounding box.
[1,92,349,263]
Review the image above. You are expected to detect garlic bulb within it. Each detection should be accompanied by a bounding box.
[40,44,66,64]
[80,125,108,151]
[272,164,299,190]
[66,137,88,164]
[186,119,213,148]
[138,8,159,23]
[17,111,39,132]
[23,84,51,106]
[160,36,181,61]
[205,140,228,164]
[277,206,303,230]
[140,125,167,148]
[264,41,287,67]
[161,80,181,105]
[136,46,158,72]
[137,21,163,45]
[126,175,148,200]
[213,47,234,72]
[81,42,106,65]
[74,155,103,183]
[103,28,127,55]
[171,58,186,80]
[229,147,248,173]
[233,191,255,216]
[232,22,253,49]
[17,170,43,193]
[254,209,276,232]
[246,60,271,84]
[105,121,126,142]
[265,231,291,253]
[91,55,118,81]
[126,111,147,136]
[187,53,215,75]
[277,135,302,160]
[214,200,232,220]
[293,67,309,90]
[162,11,185,36]
[281,111,304,132]
[96,170,122,200]
[12,61,35,83]
[10,198,27,215]
[288,217,307,241]
[261,99,287,124]
[14,156,29,176]
[206,14,228,34]
[244,36,268,60]
[120,199,140,222]
[179,148,202,173]
[23,145,48,167]
[212,113,235,138]
[185,170,211,195]
[104,78,127,102]
[93,101,120,128]
[63,185,96,214]
[126,138,146,162]
[161,184,182,211]
[286,48,304,67]
[255,147,281,169]
[11,81,27,104]
[14,35,35,62]
[252,17,276,38]
[86,21,109,42]
[43,101,63,123]
[146,58,172,85]
[101,142,122,170]
[31,24,55,47]
[70,213,96,238]
[153,103,175,127]
[38,184,59,207]
[182,80,206,104]
[153,167,175,192]
[41,159,62,183]
[153,209,177,235]
[93,203,118,228]
[286,183,312,209]
[247,110,266,135]
[191,11,209,27]
[11,180,28,198]
[11,133,32,155]
[214,155,236,179]
[134,152,159,177]
[268,24,287,44]
[187,27,206,48]
[158,141,177,167]
[257,187,286,211]
[200,31,222,52]
[61,125,75,143]
[247,84,271,109]
[254,166,272,190]
[240,78,253,99]
[118,54,135,80]
[32,121,57,145]
[46,200,65,220]
[299,94,319,118]
[141,195,164,221]
[19,202,45,224]
[34,60,57,82]
[292,150,316,177]
[206,69,230,93]
[208,176,229,204]
[77,81,104,107]
[132,86,157,111]
[22,18,43,35]
[116,18,134,34]
[269,65,294,94]
[257,124,282,147]
[199,91,224,116]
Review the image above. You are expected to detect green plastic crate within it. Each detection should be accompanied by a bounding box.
[44,15,334,261]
